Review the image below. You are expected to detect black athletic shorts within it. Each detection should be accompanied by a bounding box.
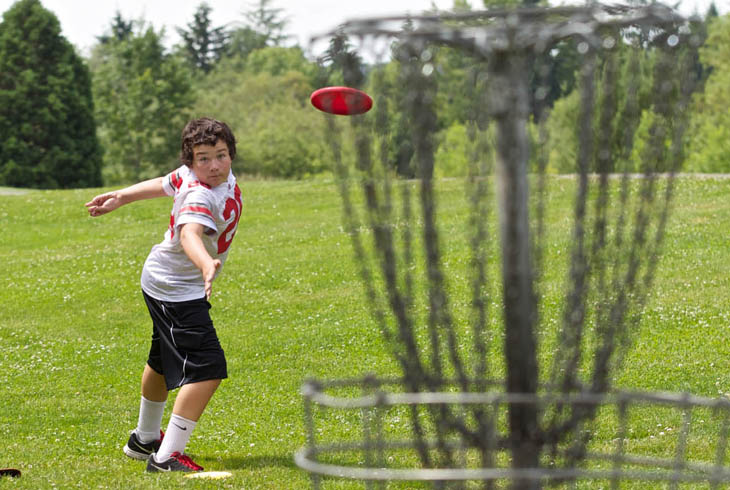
[142,291,228,391]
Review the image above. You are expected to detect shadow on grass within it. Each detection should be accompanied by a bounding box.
[219,454,296,470]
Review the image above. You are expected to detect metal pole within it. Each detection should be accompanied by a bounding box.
[490,49,540,490]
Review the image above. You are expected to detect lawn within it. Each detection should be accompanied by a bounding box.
[1,176,729,489]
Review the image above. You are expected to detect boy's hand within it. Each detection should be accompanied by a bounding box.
[85,192,123,217]
[203,259,222,300]
[85,177,166,217]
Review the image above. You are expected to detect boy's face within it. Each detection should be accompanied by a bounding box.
[191,139,232,188]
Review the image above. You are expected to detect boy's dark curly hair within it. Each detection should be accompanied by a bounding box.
[180,117,237,167]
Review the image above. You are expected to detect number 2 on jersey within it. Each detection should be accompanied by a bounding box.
[217,185,242,254]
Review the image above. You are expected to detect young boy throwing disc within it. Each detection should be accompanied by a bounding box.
[85,117,242,473]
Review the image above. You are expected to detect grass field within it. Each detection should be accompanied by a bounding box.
[1,176,730,489]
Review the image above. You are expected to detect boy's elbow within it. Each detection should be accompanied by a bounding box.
[179,226,193,243]
[179,229,189,246]
[180,223,204,243]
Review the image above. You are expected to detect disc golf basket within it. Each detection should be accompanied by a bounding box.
[297,3,723,488]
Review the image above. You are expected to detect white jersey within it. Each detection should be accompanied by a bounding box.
[141,165,242,302]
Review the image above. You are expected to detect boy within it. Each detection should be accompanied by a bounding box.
[85,117,242,473]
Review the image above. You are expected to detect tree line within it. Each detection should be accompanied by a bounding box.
[0,0,726,188]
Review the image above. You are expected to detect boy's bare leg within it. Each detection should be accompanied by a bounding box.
[141,364,168,402]
[172,379,221,421]
[152,379,221,463]
[139,367,220,420]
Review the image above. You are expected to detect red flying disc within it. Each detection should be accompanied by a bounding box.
[310,86,373,115]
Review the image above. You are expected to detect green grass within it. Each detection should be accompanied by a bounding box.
[1,176,729,489]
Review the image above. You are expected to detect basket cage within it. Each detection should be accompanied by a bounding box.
[296,3,715,488]
[297,377,730,488]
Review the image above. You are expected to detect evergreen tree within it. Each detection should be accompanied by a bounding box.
[706,3,719,20]
[319,30,365,88]
[225,25,268,63]
[0,0,102,188]
[176,2,229,73]
[243,0,289,47]
[530,39,581,119]
[96,11,134,44]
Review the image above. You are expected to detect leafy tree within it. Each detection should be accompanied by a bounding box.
[90,22,193,183]
[368,60,416,177]
[434,123,471,177]
[96,11,134,44]
[685,14,730,172]
[432,46,479,129]
[176,2,229,73]
[544,89,579,173]
[481,0,524,7]
[245,46,318,82]
[192,63,330,178]
[0,0,102,188]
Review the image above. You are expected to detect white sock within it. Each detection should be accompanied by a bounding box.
[155,414,197,462]
[135,396,166,443]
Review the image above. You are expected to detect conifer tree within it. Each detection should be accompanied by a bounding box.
[97,11,134,45]
[176,2,229,73]
[0,0,102,188]
[244,0,289,47]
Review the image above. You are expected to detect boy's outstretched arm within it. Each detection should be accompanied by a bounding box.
[180,223,221,300]
[85,177,167,217]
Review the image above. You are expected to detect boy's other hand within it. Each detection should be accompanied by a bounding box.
[85,192,123,217]
[203,260,222,300]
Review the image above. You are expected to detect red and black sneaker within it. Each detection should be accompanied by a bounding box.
[146,452,204,473]
[123,430,164,460]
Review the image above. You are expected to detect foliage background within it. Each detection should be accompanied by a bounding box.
[0,0,727,187]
